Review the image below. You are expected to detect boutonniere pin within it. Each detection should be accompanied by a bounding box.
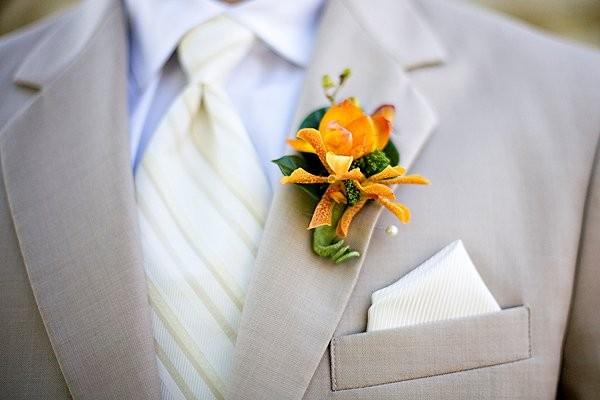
[273,68,430,264]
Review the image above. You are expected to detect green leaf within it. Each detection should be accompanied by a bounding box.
[272,155,307,176]
[296,184,325,203]
[271,155,325,202]
[383,139,400,166]
[302,153,328,176]
[312,204,360,264]
[299,107,328,130]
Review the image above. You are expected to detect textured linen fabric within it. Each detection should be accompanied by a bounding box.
[1,0,600,399]
[558,126,600,398]
[367,240,500,331]
[0,2,161,399]
[136,15,270,400]
[332,306,530,390]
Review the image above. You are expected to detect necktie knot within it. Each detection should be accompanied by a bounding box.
[178,15,254,84]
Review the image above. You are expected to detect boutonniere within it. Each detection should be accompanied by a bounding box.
[273,69,430,264]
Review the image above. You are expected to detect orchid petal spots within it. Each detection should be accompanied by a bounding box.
[378,198,411,224]
[369,165,407,181]
[340,168,365,181]
[308,191,336,229]
[358,182,395,199]
[379,175,430,186]
[336,198,368,237]
[281,168,330,184]
[297,128,331,173]
[286,138,315,153]
[326,152,353,176]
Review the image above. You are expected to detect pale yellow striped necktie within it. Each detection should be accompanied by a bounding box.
[135,16,270,400]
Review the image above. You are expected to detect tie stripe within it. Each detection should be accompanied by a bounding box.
[135,15,269,400]
[148,281,227,400]
[138,200,238,341]
[156,342,197,400]
[145,151,259,257]
[139,166,248,309]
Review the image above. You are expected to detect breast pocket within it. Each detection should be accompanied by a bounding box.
[330,306,531,391]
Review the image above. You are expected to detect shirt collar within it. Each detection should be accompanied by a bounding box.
[126,0,325,90]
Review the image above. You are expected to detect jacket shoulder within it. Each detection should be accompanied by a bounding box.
[418,0,600,90]
[417,0,600,137]
[418,0,600,75]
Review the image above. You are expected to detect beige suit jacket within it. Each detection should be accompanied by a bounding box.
[0,0,599,399]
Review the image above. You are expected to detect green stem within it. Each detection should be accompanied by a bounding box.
[312,203,360,264]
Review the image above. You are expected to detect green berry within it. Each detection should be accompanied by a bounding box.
[344,180,361,206]
[352,150,390,177]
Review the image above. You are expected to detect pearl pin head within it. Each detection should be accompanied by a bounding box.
[385,224,398,236]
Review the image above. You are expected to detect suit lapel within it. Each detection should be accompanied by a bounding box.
[229,0,446,399]
[0,1,160,398]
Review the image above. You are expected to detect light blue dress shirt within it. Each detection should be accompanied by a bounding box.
[125,0,325,187]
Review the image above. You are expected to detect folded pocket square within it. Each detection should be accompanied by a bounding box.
[367,240,500,332]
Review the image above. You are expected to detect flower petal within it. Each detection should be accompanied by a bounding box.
[281,168,330,184]
[336,197,368,237]
[325,152,353,176]
[286,138,315,153]
[339,168,365,181]
[378,197,411,224]
[346,115,377,158]
[308,191,336,229]
[322,121,354,155]
[371,105,395,151]
[330,190,347,204]
[358,182,395,199]
[319,99,364,134]
[372,104,395,121]
[372,115,392,150]
[297,128,331,173]
[379,175,430,186]
[369,165,407,181]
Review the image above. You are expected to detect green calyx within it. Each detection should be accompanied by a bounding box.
[352,150,391,177]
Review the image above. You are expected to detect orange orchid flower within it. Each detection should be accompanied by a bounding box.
[283,128,429,235]
[336,166,430,237]
[282,129,365,229]
[282,104,429,239]
[287,99,395,159]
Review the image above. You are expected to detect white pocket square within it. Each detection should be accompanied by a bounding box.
[367,240,500,332]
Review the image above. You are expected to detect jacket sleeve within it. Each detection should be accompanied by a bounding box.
[558,135,600,399]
